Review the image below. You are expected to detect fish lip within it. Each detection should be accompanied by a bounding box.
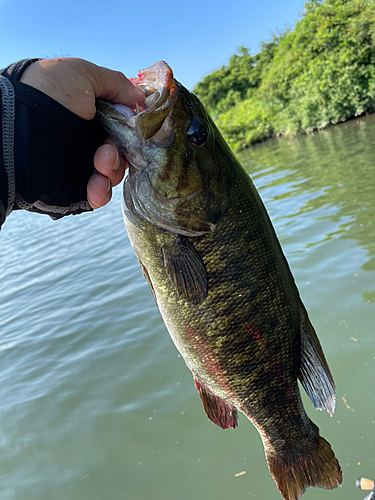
[132,61,178,141]
[96,61,178,144]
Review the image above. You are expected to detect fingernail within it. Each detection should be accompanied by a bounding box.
[113,149,120,172]
[107,177,111,193]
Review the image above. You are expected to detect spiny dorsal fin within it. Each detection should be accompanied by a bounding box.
[298,309,336,416]
[162,235,208,305]
[194,379,238,430]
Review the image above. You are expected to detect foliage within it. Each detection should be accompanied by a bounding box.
[193,0,375,150]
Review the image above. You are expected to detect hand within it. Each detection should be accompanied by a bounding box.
[20,57,144,209]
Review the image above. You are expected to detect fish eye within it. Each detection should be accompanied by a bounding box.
[187,117,208,147]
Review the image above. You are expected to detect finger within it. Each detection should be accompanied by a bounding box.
[94,65,145,107]
[103,136,129,160]
[94,144,127,187]
[103,137,128,163]
[87,172,112,209]
[20,58,145,120]
[103,137,119,148]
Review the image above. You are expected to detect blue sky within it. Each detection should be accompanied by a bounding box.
[0,0,305,90]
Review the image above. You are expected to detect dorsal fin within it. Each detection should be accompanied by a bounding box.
[162,235,208,305]
[298,309,336,416]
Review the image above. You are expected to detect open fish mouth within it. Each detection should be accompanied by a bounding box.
[96,61,178,148]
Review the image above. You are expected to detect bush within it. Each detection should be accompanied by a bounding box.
[193,0,375,150]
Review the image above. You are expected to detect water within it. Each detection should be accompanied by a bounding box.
[1,114,375,500]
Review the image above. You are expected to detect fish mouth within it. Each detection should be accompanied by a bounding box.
[96,61,178,148]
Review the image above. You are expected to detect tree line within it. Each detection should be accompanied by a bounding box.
[193,0,375,150]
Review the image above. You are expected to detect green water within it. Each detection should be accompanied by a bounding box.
[0,114,374,500]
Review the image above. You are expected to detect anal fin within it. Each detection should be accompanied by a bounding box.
[194,379,238,430]
[298,309,336,416]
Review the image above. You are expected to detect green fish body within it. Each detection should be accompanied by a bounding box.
[96,61,342,500]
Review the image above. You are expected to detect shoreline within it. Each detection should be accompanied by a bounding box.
[227,109,375,153]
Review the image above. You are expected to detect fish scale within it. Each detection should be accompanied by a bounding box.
[96,60,342,500]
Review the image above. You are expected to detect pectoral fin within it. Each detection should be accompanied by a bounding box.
[162,236,208,305]
[140,262,158,306]
[298,309,336,416]
[194,379,238,430]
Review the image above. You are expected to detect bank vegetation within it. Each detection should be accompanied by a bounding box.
[194,0,375,150]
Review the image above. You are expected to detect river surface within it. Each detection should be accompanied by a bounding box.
[1,115,375,500]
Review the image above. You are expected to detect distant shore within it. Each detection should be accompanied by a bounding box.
[193,0,375,152]
[237,110,375,152]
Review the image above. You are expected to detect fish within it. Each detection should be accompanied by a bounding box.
[96,61,343,500]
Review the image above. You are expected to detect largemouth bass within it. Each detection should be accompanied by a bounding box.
[96,61,342,500]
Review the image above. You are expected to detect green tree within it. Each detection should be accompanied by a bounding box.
[194,0,375,150]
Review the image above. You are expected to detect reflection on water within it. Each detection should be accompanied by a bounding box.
[0,115,374,500]
[240,114,375,303]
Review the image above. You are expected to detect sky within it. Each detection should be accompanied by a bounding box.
[0,0,306,90]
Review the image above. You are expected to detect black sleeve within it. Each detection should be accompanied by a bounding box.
[0,59,107,229]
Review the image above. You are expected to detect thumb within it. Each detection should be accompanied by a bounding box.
[93,65,145,107]
[20,58,145,120]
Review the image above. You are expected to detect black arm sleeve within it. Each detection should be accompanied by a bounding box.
[0,59,107,229]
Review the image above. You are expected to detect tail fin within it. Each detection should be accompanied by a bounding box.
[267,436,342,500]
